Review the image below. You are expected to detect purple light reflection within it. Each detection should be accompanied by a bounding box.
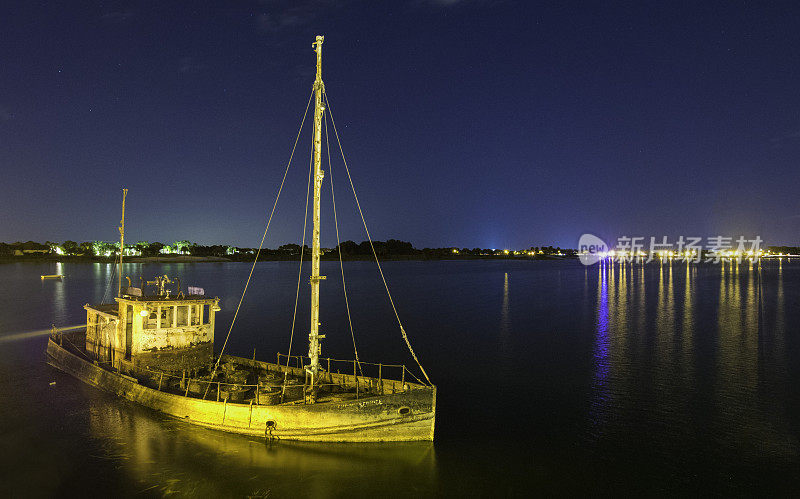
[590,260,611,432]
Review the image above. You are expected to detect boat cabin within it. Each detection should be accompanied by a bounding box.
[85,291,220,374]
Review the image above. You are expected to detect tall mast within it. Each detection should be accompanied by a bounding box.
[308,35,326,389]
[118,188,128,298]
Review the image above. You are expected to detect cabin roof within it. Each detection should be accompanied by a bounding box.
[117,295,217,304]
[85,303,119,319]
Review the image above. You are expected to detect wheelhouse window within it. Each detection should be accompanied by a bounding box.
[144,309,158,329]
[176,305,189,327]
[191,304,202,325]
[160,306,174,328]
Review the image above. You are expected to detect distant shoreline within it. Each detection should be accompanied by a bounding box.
[0,254,575,264]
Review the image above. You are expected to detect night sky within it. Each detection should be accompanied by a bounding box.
[2,1,800,249]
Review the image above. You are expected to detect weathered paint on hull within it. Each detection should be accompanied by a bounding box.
[46,338,436,442]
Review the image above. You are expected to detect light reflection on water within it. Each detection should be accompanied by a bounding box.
[2,260,800,495]
[52,263,67,325]
[590,261,610,432]
[85,395,436,497]
[499,272,510,352]
[588,259,798,476]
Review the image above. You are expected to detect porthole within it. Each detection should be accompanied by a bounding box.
[398,406,411,416]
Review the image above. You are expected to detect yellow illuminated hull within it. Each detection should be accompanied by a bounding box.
[46,337,436,442]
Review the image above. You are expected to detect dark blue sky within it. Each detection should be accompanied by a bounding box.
[2,1,800,248]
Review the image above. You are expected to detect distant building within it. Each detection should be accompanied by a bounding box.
[15,248,49,256]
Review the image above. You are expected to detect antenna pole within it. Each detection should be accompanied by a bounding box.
[307,35,326,396]
[118,188,128,298]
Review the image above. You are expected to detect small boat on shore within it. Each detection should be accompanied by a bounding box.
[46,35,436,442]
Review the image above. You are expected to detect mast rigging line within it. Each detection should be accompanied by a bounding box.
[325,108,363,377]
[285,128,316,367]
[323,91,433,387]
[101,255,119,304]
[203,90,314,399]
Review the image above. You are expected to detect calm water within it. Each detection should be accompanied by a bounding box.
[1,259,799,496]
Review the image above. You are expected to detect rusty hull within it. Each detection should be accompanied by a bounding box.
[46,336,436,442]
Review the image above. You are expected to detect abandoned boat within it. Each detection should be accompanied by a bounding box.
[46,35,436,442]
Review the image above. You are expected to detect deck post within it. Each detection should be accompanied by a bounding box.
[379,364,383,395]
[354,360,358,399]
[158,373,163,391]
[217,381,221,401]
[184,381,190,397]
[402,366,405,387]
[303,371,308,404]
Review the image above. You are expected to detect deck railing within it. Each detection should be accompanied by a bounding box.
[274,353,423,387]
[135,352,420,405]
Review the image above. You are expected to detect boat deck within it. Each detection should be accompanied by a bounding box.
[48,329,436,441]
[54,329,422,407]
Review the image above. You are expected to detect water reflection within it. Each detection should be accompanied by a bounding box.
[86,396,438,496]
[51,264,67,325]
[654,261,677,421]
[500,272,510,349]
[588,260,797,462]
[590,262,610,430]
[715,257,763,451]
[4,260,799,494]
[680,263,694,382]
[769,262,789,407]
[92,262,115,303]
[92,263,103,303]
[776,261,785,351]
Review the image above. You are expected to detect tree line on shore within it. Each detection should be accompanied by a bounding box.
[6,239,798,261]
[0,239,582,260]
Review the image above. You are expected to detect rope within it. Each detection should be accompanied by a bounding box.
[323,92,432,386]
[101,253,119,304]
[203,90,313,399]
[325,109,362,377]
[286,130,315,366]
[404,367,425,385]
